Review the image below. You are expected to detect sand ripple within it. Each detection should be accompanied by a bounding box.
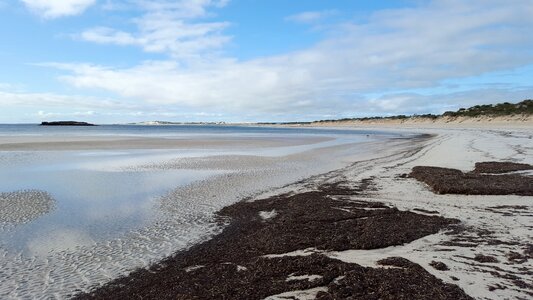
[0,190,55,225]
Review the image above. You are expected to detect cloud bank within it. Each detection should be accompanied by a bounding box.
[11,0,533,122]
[80,0,230,59]
[60,1,533,114]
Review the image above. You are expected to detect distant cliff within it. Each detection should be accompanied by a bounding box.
[40,121,96,126]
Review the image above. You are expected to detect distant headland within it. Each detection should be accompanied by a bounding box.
[40,121,96,126]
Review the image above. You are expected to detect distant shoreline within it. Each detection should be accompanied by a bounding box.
[259,99,533,126]
[258,114,533,129]
[129,100,533,128]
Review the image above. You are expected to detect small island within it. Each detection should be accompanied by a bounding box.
[40,121,97,126]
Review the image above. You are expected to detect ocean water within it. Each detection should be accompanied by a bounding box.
[0,123,395,137]
[0,124,402,298]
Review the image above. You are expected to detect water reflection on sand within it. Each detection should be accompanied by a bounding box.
[0,128,392,298]
[0,150,228,255]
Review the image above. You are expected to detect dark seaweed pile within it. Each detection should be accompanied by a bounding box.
[473,161,533,174]
[75,180,469,300]
[410,162,533,196]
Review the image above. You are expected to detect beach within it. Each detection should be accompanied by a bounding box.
[286,114,533,129]
[0,125,402,298]
[75,124,532,299]
[322,126,533,299]
[4,0,532,298]
[0,124,531,299]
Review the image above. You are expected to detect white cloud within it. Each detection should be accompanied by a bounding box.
[0,89,114,122]
[362,87,533,116]
[0,82,15,90]
[51,60,332,112]
[81,21,230,58]
[79,0,230,59]
[285,10,337,24]
[0,89,130,110]
[50,0,533,119]
[0,86,230,123]
[37,110,96,118]
[21,0,96,18]
[136,0,229,19]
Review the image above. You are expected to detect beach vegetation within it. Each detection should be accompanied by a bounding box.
[307,99,533,124]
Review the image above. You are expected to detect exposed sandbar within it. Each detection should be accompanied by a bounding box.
[0,136,332,151]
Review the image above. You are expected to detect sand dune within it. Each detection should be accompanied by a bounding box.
[283,115,533,129]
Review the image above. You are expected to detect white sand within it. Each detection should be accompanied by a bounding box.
[261,125,532,299]
[264,286,328,300]
[285,274,323,282]
[259,210,278,220]
[346,127,532,299]
[276,114,533,129]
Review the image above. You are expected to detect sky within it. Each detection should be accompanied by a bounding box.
[0,0,532,123]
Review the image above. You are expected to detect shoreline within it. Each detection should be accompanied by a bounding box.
[76,127,532,299]
[0,128,407,298]
[77,163,470,299]
[251,115,533,130]
[1,126,530,299]
[78,134,474,299]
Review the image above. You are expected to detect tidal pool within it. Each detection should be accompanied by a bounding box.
[0,150,227,255]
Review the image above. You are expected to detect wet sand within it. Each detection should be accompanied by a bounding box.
[0,129,404,298]
[0,135,332,151]
[0,190,54,225]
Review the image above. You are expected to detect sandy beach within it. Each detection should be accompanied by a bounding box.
[286,115,533,129]
[0,124,531,299]
[70,123,533,299]
[323,125,533,299]
[3,0,532,298]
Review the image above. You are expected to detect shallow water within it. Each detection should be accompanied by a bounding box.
[0,125,403,298]
[0,153,226,255]
[0,124,395,138]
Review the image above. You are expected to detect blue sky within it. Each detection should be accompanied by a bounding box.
[0,0,532,123]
